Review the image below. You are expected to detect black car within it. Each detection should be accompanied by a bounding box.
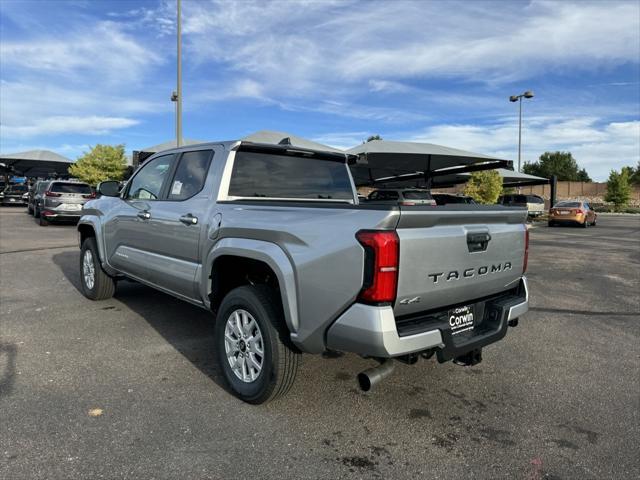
[1,184,29,206]
[432,193,477,205]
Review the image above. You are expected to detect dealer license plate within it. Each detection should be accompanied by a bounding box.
[559,211,570,215]
[448,305,475,335]
[60,203,82,211]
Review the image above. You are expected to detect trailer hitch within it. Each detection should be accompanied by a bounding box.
[453,348,483,366]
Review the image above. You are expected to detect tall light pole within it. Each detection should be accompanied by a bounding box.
[509,90,534,172]
[170,0,183,147]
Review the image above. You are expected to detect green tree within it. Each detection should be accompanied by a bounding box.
[604,168,632,211]
[69,144,127,185]
[522,151,591,181]
[577,168,592,182]
[463,170,503,204]
[366,134,382,142]
[622,162,640,185]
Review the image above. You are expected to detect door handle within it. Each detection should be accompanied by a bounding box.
[137,211,151,220]
[179,214,198,226]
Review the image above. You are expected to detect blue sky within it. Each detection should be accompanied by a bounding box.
[1,0,639,181]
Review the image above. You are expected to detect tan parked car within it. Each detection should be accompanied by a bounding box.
[548,201,597,228]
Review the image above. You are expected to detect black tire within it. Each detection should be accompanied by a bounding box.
[34,205,40,218]
[548,221,554,227]
[215,285,300,404]
[581,218,588,228]
[39,215,49,226]
[27,205,33,215]
[80,237,116,300]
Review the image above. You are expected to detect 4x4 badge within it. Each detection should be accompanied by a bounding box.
[399,296,421,305]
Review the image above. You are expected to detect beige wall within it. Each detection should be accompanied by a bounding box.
[432,181,640,205]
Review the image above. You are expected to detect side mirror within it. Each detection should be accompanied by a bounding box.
[97,180,121,197]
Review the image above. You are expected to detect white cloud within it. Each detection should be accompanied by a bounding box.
[1,116,139,138]
[180,0,640,99]
[408,118,640,181]
[1,21,163,84]
[0,16,167,141]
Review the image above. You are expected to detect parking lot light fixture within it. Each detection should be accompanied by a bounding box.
[509,90,535,172]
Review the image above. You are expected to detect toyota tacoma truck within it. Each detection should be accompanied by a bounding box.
[77,139,529,404]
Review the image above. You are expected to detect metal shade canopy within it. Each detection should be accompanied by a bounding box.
[240,130,346,154]
[0,150,73,177]
[384,168,549,189]
[492,168,548,187]
[347,140,512,187]
[137,138,205,154]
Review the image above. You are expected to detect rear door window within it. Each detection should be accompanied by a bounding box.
[228,151,353,200]
[168,150,214,201]
[50,183,91,194]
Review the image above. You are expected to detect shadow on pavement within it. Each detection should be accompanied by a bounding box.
[51,250,231,395]
[0,342,17,398]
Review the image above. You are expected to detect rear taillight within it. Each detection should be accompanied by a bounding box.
[82,192,96,199]
[523,226,530,274]
[45,191,61,197]
[575,209,584,215]
[400,201,416,206]
[356,230,399,304]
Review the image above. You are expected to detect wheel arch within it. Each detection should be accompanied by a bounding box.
[77,218,114,274]
[204,238,299,336]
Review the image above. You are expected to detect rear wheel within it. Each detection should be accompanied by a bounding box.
[548,221,555,227]
[34,205,40,218]
[215,285,299,404]
[39,215,48,226]
[80,237,115,300]
[27,205,33,215]
[581,218,588,228]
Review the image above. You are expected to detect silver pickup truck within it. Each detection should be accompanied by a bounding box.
[77,139,529,404]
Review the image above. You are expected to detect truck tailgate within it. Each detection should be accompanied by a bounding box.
[394,206,527,317]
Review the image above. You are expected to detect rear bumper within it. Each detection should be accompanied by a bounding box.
[41,210,82,221]
[326,277,529,358]
[550,215,584,223]
[1,198,27,206]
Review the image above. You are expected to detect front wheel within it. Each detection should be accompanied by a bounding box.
[215,285,299,404]
[80,238,115,300]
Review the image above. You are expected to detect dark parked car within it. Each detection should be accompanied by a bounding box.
[367,188,436,206]
[432,193,477,205]
[0,184,29,206]
[28,180,50,215]
[37,181,94,226]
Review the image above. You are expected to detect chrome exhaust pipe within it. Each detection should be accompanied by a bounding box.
[357,359,395,392]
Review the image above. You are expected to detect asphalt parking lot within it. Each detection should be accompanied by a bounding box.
[1,207,638,479]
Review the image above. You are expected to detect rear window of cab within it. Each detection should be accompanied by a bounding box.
[228,151,353,200]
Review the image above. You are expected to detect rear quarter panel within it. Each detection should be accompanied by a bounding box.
[211,202,399,353]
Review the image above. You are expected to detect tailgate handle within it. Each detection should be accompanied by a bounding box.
[467,232,491,252]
